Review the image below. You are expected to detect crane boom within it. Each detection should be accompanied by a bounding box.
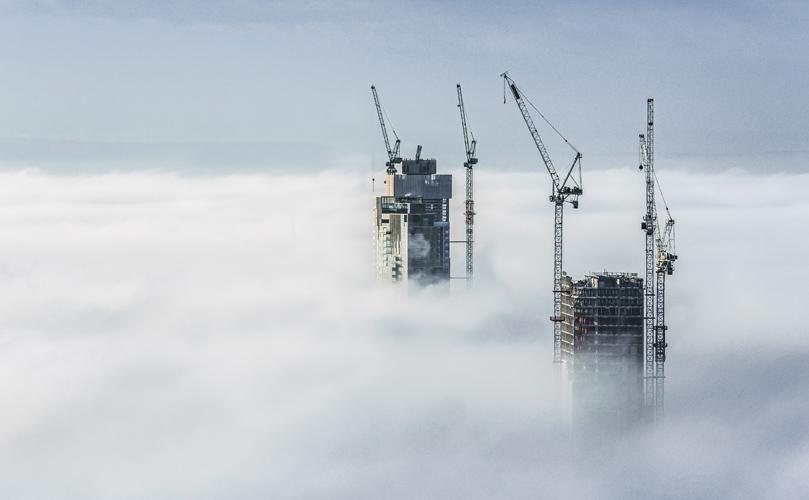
[371,85,401,173]
[501,73,561,189]
[501,72,582,366]
[457,85,477,164]
[457,84,477,287]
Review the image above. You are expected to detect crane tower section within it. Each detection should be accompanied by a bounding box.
[639,99,656,416]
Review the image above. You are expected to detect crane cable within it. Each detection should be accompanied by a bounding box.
[381,103,399,143]
[465,108,476,147]
[653,170,672,219]
[524,94,580,155]
[506,79,580,154]
[652,170,674,251]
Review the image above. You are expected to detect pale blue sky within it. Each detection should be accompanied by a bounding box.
[0,0,805,173]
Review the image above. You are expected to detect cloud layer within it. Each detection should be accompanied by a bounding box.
[0,167,805,498]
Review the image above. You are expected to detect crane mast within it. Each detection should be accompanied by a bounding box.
[640,98,678,424]
[501,72,582,365]
[457,84,477,287]
[639,99,656,417]
[654,218,675,422]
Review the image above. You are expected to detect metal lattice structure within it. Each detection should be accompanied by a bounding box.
[456,84,477,288]
[371,86,402,176]
[639,100,656,416]
[502,72,582,365]
[640,98,677,424]
[655,201,676,422]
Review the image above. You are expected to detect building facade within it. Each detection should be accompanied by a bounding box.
[561,272,645,429]
[374,157,452,287]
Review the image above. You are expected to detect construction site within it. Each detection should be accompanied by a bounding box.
[562,272,645,428]
[370,76,678,427]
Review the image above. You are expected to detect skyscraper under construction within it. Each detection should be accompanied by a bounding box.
[373,154,452,287]
[561,272,645,429]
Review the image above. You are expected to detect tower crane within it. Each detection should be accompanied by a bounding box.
[456,84,477,287]
[639,98,677,423]
[371,85,402,196]
[501,72,582,365]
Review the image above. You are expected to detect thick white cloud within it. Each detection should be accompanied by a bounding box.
[0,168,805,499]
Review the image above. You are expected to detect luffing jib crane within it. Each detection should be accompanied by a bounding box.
[457,84,477,287]
[639,98,677,423]
[502,72,582,365]
[371,85,402,196]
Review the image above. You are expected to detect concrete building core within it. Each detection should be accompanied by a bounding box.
[561,272,645,429]
[374,157,451,287]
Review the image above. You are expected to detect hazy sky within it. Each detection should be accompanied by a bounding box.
[0,1,808,499]
[0,0,806,173]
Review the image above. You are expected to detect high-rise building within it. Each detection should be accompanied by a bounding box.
[561,272,645,429]
[373,156,452,287]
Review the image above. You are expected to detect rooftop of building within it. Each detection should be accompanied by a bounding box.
[401,158,437,175]
[563,271,643,292]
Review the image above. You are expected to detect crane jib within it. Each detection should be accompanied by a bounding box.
[510,84,520,102]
